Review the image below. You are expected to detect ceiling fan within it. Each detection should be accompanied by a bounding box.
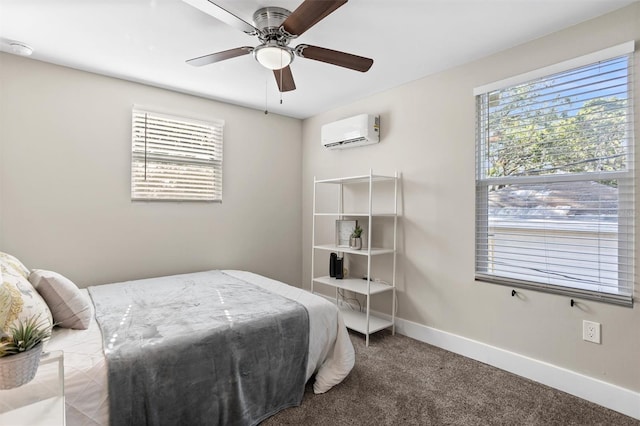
[182,0,374,92]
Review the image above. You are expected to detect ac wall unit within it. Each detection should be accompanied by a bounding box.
[321,114,380,149]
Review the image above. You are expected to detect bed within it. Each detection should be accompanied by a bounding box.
[0,252,355,426]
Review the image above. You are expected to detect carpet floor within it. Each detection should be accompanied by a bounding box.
[264,330,638,425]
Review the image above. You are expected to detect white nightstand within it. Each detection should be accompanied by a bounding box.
[0,350,65,426]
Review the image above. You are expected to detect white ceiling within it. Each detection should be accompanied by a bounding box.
[0,0,635,119]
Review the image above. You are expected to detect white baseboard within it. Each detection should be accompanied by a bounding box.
[393,316,640,421]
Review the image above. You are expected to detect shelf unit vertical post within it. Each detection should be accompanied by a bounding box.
[338,180,344,305]
[311,177,317,295]
[365,169,374,346]
[392,171,398,335]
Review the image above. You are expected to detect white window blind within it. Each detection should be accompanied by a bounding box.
[131,108,223,201]
[475,45,635,306]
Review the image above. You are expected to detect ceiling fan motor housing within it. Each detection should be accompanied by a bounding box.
[253,7,291,43]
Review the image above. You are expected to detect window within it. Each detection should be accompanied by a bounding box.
[475,42,635,306]
[131,108,223,201]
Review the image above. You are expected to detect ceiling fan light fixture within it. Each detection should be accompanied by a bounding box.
[254,45,292,70]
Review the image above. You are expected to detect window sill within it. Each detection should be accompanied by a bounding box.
[475,274,633,308]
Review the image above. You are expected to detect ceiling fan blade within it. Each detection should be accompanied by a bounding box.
[182,0,258,35]
[273,66,296,92]
[186,47,254,67]
[281,0,347,37]
[295,45,373,72]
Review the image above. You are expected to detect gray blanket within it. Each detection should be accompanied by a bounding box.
[88,270,309,426]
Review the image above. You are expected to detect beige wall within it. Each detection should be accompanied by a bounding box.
[0,54,303,288]
[302,4,640,392]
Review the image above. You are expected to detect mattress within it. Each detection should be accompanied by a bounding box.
[14,270,355,426]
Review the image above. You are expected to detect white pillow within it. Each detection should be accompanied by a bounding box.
[29,270,92,330]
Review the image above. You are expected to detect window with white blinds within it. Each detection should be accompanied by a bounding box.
[131,108,223,201]
[474,43,635,306]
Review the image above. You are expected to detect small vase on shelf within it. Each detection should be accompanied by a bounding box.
[349,237,362,250]
[349,224,363,250]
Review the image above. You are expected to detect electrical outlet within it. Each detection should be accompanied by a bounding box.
[583,320,601,344]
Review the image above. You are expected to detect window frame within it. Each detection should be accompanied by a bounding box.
[474,42,635,307]
[131,107,224,202]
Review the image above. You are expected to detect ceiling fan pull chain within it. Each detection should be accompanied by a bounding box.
[264,77,269,115]
[279,57,284,105]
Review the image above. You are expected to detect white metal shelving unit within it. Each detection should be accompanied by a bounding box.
[311,169,398,346]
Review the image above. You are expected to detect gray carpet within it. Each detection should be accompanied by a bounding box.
[264,330,639,425]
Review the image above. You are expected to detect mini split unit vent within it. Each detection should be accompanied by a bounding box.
[321,114,380,149]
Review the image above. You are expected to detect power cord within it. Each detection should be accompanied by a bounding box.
[361,276,399,315]
[337,288,362,312]
[361,276,389,286]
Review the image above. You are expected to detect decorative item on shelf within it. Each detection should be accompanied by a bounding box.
[350,224,363,250]
[0,314,52,390]
[336,219,357,247]
[329,252,337,277]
